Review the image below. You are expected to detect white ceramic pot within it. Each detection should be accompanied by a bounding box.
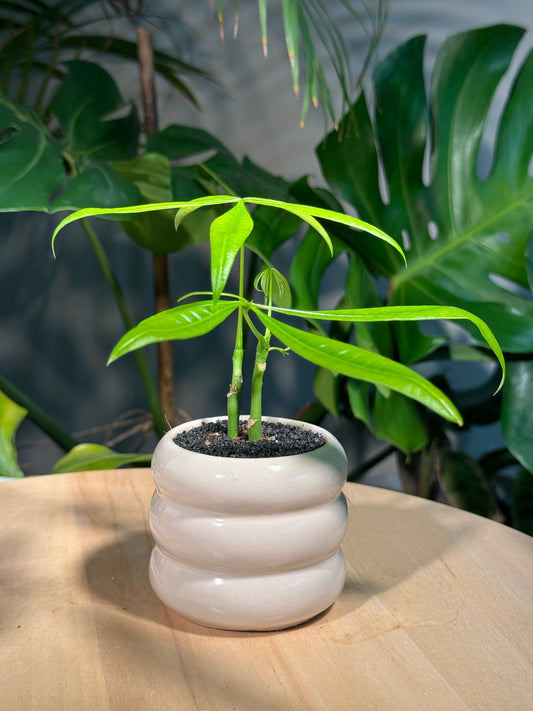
[149,416,348,631]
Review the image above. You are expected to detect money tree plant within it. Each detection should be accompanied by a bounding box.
[52,195,505,443]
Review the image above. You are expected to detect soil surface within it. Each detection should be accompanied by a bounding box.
[173,419,326,458]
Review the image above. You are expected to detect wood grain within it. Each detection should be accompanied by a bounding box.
[1,470,531,710]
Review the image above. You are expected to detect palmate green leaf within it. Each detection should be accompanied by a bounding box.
[253,310,463,424]
[52,444,151,474]
[317,25,533,352]
[52,194,404,260]
[52,195,239,254]
[0,389,27,478]
[248,196,403,258]
[108,300,240,363]
[210,201,254,301]
[254,267,292,308]
[263,302,505,388]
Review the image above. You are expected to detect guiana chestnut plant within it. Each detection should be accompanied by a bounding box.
[52,195,505,443]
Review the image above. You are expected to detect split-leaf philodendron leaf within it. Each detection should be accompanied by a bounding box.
[315,23,530,462]
[317,24,533,354]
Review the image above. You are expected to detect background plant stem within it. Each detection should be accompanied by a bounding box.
[137,26,175,428]
[0,374,79,452]
[81,219,166,436]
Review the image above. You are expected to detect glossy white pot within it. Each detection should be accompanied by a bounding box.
[149,416,348,631]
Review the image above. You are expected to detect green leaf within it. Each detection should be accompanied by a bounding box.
[52,444,151,474]
[51,194,403,261]
[440,451,494,518]
[246,207,301,262]
[511,468,533,536]
[253,310,463,424]
[317,25,533,352]
[112,153,173,204]
[145,124,234,162]
[0,389,27,478]
[52,194,239,254]
[0,94,64,211]
[372,390,428,454]
[526,233,533,292]
[282,0,300,97]
[51,60,139,161]
[259,0,268,55]
[313,367,339,417]
[210,201,254,301]
[254,267,292,308]
[51,162,141,212]
[246,196,404,260]
[501,360,533,474]
[346,378,373,431]
[289,229,344,310]
[112,153,212,253]
[263,302,505,389]
[109,300,240,362]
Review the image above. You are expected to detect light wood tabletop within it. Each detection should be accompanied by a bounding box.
[1,468,531,710]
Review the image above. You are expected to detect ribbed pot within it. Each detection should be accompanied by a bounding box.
[149,416,348,631]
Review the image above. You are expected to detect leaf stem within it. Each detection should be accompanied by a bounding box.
[248,330,270,441]
[81,219,167,437]
[0,374,79,453]
[247,270,274,441]
[227,247,245,438]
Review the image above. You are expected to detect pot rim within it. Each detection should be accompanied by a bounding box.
[165,415,337,461]
[151,415,348,513]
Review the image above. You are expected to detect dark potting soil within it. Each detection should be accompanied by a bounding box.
[173,419,326,458]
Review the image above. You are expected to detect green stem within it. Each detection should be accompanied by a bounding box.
[247,273,274,441]
[248,329,270,441]
[227,247,245,438]
[0,374,79,453]
[80,219,167,437]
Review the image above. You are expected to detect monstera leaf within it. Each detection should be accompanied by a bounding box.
[317,24,533,354]
[0,96,65,211]
[314,24,533,473]
[0,61,141,212]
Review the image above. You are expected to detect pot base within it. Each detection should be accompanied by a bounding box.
[150,546,346,632]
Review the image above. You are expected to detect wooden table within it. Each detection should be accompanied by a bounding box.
[1,469,531,710]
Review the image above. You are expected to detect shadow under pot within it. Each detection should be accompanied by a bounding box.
[149,416,348,631]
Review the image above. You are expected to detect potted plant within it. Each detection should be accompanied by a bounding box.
[52,195,504,630]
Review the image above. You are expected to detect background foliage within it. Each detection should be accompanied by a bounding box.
[0,3,531,533]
